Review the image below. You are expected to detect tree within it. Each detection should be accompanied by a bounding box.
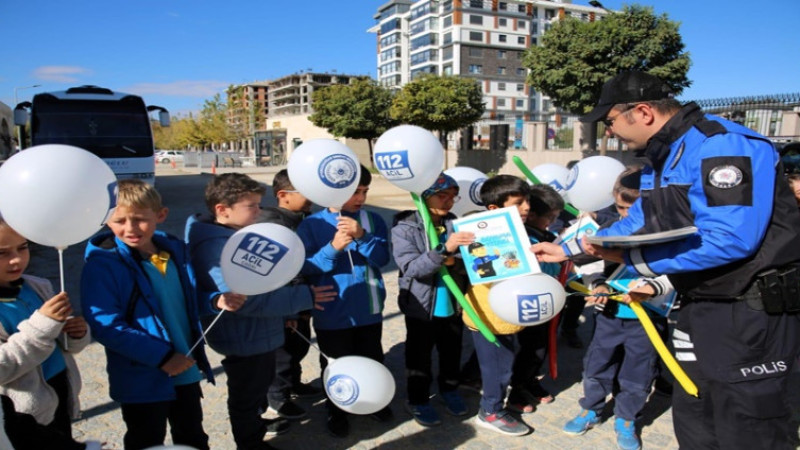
[523,5,691,115]
[194,93,230,149]
[390,74,484,148]
[309,78,397,167]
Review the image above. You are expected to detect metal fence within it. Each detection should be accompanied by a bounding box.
[693,93,800,141]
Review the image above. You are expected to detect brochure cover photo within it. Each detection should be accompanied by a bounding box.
[452,207,540,285]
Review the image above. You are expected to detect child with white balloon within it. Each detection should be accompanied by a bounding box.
[391,173,475,427]
[0,217,94,448]
[185,174,316,449]
[81,180,217,450]
[295,167,393,438]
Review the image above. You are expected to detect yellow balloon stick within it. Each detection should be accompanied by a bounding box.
[567,281,699,398]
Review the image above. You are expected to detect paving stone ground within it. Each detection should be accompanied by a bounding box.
[34,164,798,449]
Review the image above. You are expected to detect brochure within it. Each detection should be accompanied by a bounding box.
[605,265,677,317]
[585,226,698,248]
[554,216,599,245]
[452,207,540,285]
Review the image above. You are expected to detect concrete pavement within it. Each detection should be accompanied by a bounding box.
[46,164,796,448]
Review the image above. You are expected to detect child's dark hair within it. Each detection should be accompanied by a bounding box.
[529,184,564,216]
[272,169,294,198]
[205,173,266,215]
[358,164,372,187]
[479,174,529,208]
[613,165,643,204]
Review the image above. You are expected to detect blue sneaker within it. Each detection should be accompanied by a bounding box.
[562,409,599,435]
[440,390,468,416]
[406,402,442,427]
[614,418,641,450]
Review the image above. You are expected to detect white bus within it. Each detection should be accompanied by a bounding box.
[15,85,169,184]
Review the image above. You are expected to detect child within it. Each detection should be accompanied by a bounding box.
[185,173,315,450]
[465,174,531,436]
[81,179,214,450]
[296,166,392,438]
[506,184,564,414]
[0,217,91,446]
[264,170,323,420]
[562,166,669,450]
[391,173,474,427]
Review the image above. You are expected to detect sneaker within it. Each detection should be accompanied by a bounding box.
[614,418,641,450]
[370,405,394,423]
[475,408,530,436]
[562,330,583,349]
[291,382,323,399]
[326,413,349,438]
[270,400,307,420]
[440,390,468,416]
[562,409,599,435]
[406,402,442,427]
[263,417,290,436]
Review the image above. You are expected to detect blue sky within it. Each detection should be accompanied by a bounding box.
[2,1,798,116]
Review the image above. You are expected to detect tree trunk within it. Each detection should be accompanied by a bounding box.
[367,138,374,168]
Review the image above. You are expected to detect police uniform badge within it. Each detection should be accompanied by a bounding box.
[708,165,743,189]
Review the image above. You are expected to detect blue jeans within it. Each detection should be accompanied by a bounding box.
[472,331,516,414]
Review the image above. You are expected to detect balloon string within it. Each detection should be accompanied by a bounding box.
[338,211,355,272]
[57,247,66,293]
[288,323,329,361]
[187,309,224,356]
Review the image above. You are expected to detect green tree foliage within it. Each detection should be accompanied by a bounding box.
[309,78,397,166]
[194,93,230,149]
[524,5,691,115]
[390,74,484,142]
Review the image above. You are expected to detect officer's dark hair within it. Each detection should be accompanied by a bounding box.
[205,173,266,215]
[468,242,484,253]
[480,174,529,208]
[529,184,564,216]
[358,164,372,187]
[272,169,294,198]
[613,165,643,204]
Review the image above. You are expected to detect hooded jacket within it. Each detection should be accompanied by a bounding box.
[81,231,213,404]
[185,214,313,356]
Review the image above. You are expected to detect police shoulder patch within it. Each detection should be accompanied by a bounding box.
[708,165,743,189]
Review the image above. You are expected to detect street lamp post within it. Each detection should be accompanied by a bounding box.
[13,84,41,149]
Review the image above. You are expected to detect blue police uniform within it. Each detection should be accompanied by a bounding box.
[594,103,800,449]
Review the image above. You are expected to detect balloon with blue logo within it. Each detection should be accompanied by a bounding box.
[220,223,305,295]
[287,139,361,208]
[444,166,487,217]
[373,125,444,193]
[530,163,571,201]
[565,156,626,212]
[488,274,566,326]
[323,356,395,414]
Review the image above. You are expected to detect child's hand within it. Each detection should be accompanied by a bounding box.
[587,284,611,305]
[622,283,656,304]
[285,319,298,330]
[444,231,475,254]
[160,353,195,376]
[337,216,364,239]
[312,285,337,311]
[217,293,247,312]
[63,316,88,339]
[40,292,72,322]
[331,229,353,251]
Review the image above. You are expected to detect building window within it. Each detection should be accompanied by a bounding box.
[518,36,526,45]
[498,82,506,91]
[545,9,555,19]
[498,50,506,59]
[498,66,507,75]
[469,47,483,57]
[468,64,483,74]
[532,22,538,35]
[518,4,525,13]
[443,65,453,75]
[470,15,483,25]
[516,99,524,108]
[516,68,526,76]
[499,18,507,26]
[518,20,526,29]
[498,99,506,107]
[499,34,507,42]
[498,113,506,120]
[499,2,507,10]
[443,47,453,60]
[470,0,483,8]
[469,31,483,41]
[517,83,524,92]
[443,31,452,44]
[443,15,452,28]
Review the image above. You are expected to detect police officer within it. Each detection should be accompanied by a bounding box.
[532,71,800,449]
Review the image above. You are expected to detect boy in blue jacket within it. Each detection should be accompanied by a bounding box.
[81,179,218,450]
[186,173,315,450]
[295,167,392,438]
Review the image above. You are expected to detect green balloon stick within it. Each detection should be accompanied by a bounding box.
[411,193,499,347]
[512,156,580,217]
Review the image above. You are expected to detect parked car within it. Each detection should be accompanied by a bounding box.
[155,150,184,164]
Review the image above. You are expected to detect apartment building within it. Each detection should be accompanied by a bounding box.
[371,0,607,125]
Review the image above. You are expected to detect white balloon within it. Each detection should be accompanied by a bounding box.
[373,125,444,193]
[287,139,361,208]
[220,223,305,295]
[530,163,570,200]
[565,156,626,212]
[324,356,395,415]
[0,144,116,248]
[488,274,566,326]
[444,167,487,217]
